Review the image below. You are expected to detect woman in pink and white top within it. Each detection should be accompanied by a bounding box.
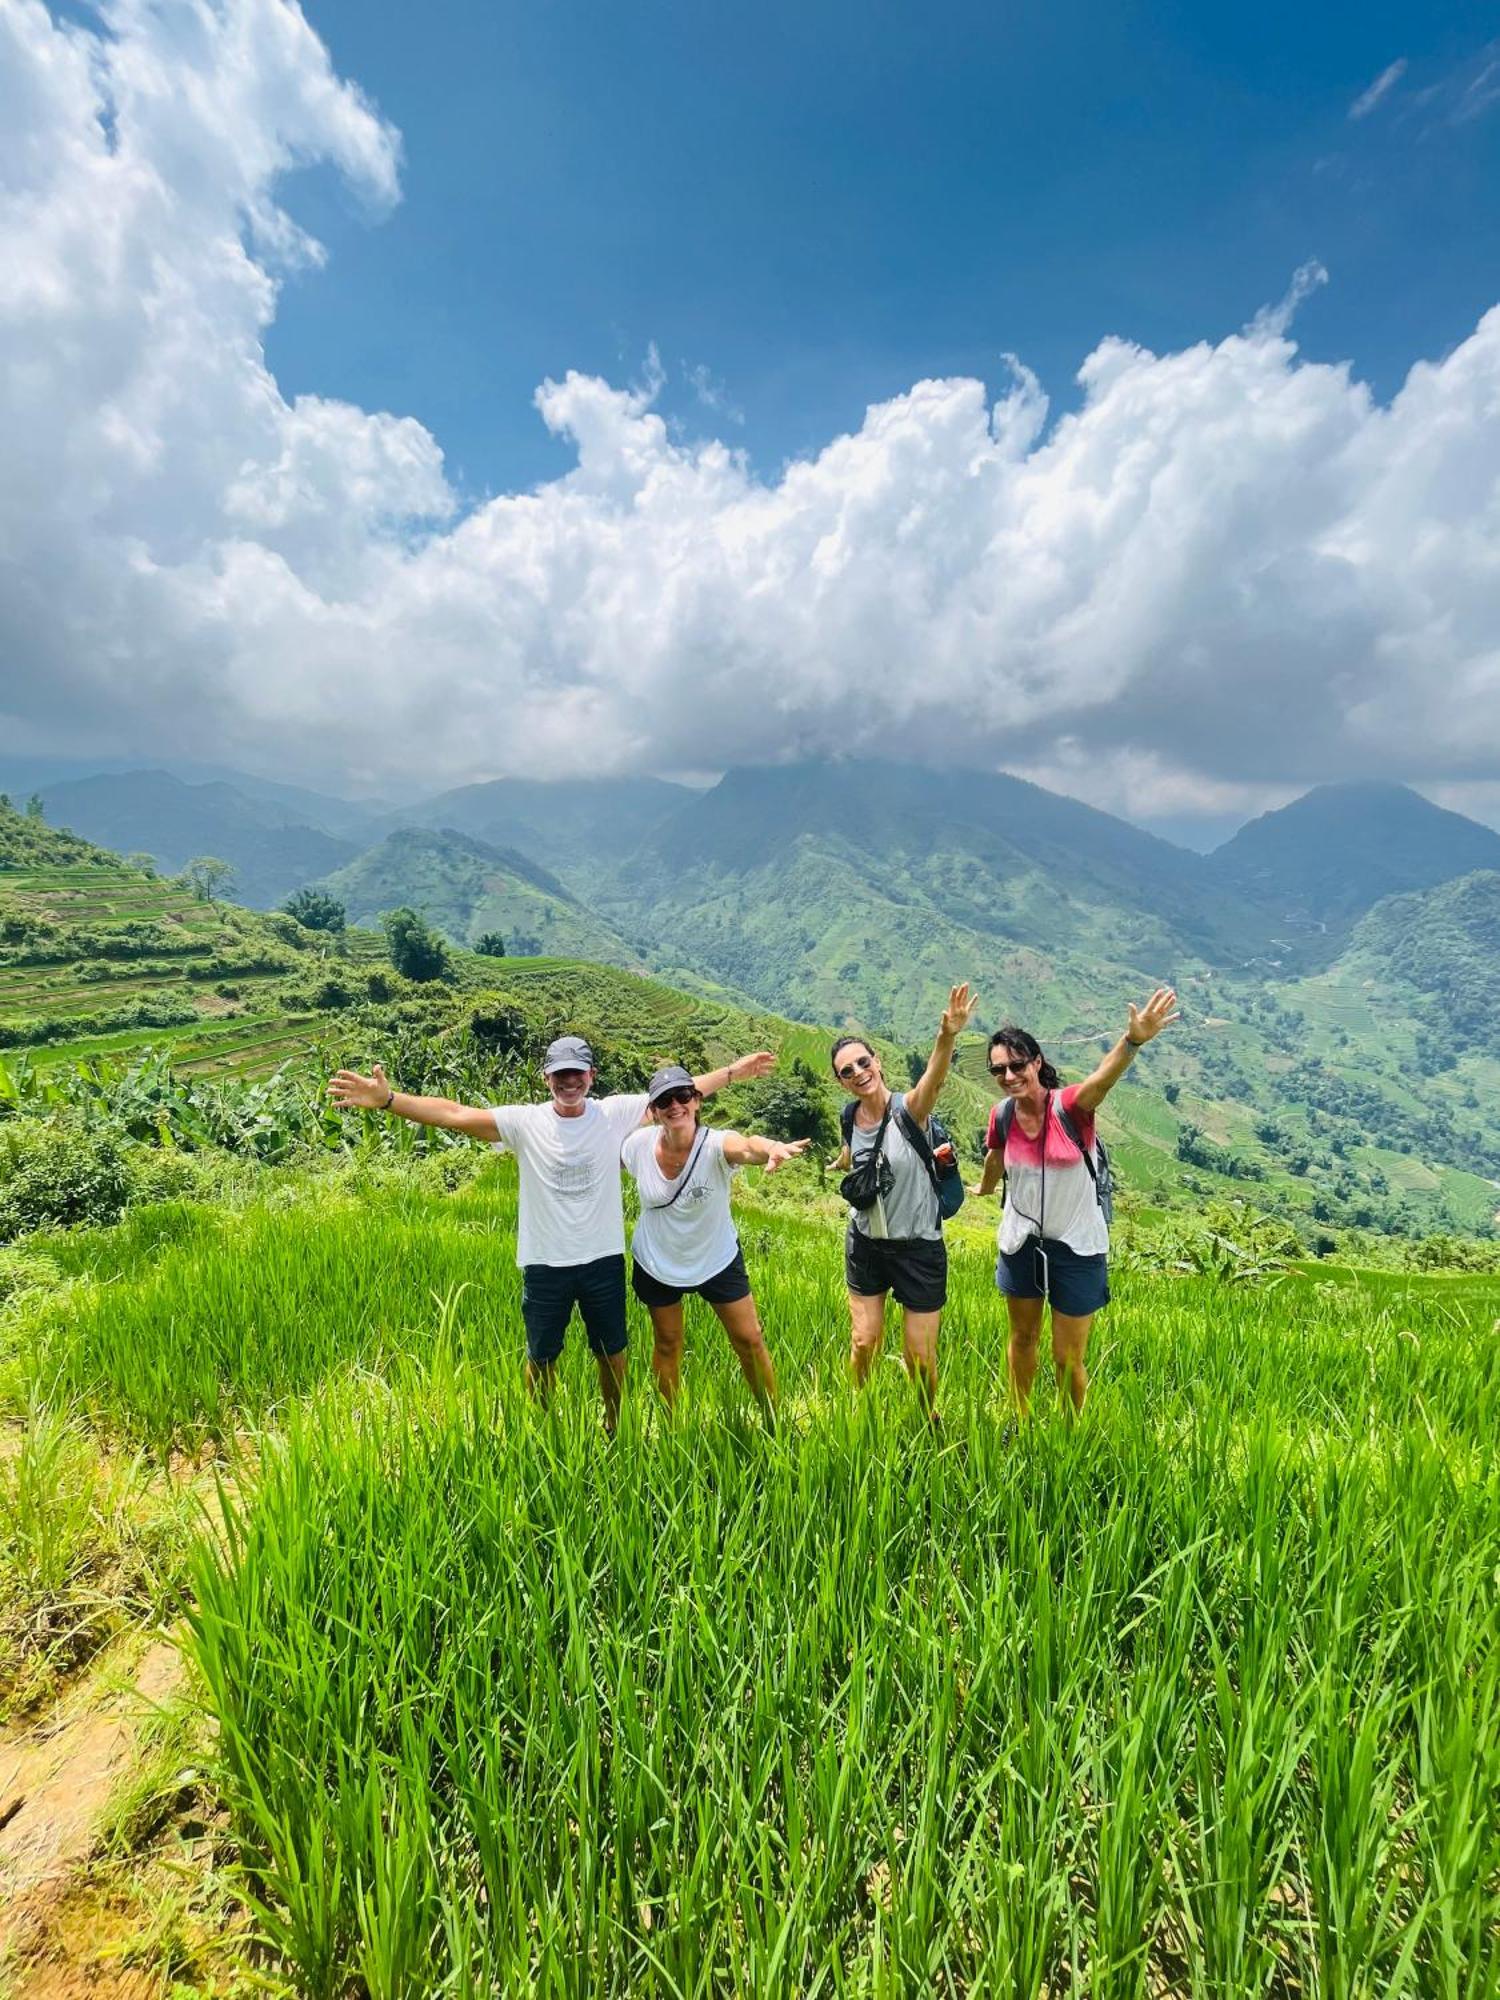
[972,987,1177,1417]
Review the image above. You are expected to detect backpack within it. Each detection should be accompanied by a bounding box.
[987,1094,1114,1226]
[842,1095,965,1222]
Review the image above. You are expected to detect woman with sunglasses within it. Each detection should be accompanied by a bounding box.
[621,1064,809,1415]
[831,982,979,1410]
[972,987,1178,1417]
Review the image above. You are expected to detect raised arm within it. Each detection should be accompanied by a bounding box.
[327,1062,499,1142]
[1071,986,1179,1114]
[721,1132,812,1172]
[693,1050,775,1097]
[904,983,979,1126]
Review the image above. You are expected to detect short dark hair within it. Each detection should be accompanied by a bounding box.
[830,1033,875,1075]
[989,1024,1060,1090]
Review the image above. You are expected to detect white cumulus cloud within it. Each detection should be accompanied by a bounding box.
[4,0,1500,826]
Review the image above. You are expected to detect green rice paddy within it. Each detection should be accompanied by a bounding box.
[6,1163,1496,1995]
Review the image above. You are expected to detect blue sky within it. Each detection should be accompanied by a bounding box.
[7,0,1500,825]
[271,0,1500,499]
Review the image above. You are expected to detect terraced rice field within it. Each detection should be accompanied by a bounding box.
[0,863,324,1078]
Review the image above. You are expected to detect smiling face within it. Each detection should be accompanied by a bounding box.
[989,1043,1040,1100]
[833,1040,882,1101]
[650,1085,701,1137]
[545,1066,594,1116]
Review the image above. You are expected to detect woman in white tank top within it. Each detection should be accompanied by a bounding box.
[621,1064,808,1414]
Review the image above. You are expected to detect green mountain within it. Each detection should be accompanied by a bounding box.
[36,771,360,907]
[1207,782,1500,933]
[393,775,691,887]
[597,760,1268,1038]
[314,826,643,964]
[1336,870,1500,1055]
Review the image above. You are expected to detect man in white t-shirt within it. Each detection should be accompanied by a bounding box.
[328,1034,774,1428]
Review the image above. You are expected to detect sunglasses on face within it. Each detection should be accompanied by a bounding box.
[836,1053,877,1082]
[989,1055,1034,1079]
[654,1088,698,1109]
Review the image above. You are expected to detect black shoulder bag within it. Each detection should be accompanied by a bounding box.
[838,1097,895,1212]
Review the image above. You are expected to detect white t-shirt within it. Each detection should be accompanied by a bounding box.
[489,1094,649,1269]
[621,1126,740,1287]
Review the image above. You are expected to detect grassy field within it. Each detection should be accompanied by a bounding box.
[2,1159,1496,1995]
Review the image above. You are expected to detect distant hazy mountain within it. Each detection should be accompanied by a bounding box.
[1208,783,1500,928]
[394,776,692,887]
[313,826,642,965]
[0,759,387,841]
[583,759,1279,1034]
[36,771,359,908]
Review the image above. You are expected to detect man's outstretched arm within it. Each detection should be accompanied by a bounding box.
[327,1061,500,1141]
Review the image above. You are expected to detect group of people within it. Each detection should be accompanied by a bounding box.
[327,979,1177,1425]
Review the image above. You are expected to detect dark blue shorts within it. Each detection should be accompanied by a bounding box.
[997,1237,1110,1317]
[520,1254,628,1366]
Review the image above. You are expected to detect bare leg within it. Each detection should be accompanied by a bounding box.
[595,1348,628,1435]
[848,1290,887,1386]
[1050,1310,1094,1417]
[712,1293,778,1411]
[1005,1295,1045,1418]
[900,1307,940,1413]
[647,1302,685,1407]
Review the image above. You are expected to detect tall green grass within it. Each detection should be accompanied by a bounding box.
[39,1172,1467,1997]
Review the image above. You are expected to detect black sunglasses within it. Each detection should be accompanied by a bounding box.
[989,1055,1035,1079]
[654,1087,698,1109]
[836,1053,877,1082]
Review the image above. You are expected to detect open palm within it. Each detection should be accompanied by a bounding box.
[1127,987,1179,1045]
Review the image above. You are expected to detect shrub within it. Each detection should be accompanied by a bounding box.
[0,1121,134,1241]
[283,888,347,934]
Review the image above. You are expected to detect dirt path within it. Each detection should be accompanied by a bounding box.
[0,1636,182,1985]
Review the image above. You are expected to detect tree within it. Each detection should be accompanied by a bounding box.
[383,906,449,983]
[473,931,507,958]
[183,855,234,903]
[511,932,543,956]
[125,851,157,878]
[283,886,347,933]
[740,1059,838,1150]
[24,794,44,820]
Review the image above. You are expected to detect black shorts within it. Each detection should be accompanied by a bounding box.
[844,1228,948,1312]
[996,1236,1110,1317]
[631,1245,752,1309]
[520,1254,628,1366]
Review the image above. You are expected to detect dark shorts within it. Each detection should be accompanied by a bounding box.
[631,1245,753,1310]
[520,1254,628,1367]
[996,1236,1110,1317]
[845,1228,948,1312]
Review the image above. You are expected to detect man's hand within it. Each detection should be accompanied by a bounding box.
[328,1062,392,1111]
[1127,987,1180,1046]
[762,1138,811,1173]
[941,983,980,1038]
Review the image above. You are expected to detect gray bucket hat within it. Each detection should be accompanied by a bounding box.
[646,1063,697,1105]
[543,1034,595,1074]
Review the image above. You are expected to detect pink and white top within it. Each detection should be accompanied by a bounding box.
[985,1084,1108,1258]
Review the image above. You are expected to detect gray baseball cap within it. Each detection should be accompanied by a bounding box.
[542,1034,595,1074]
[646,1063,697,1104]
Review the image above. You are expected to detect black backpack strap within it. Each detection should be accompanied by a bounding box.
[895,1097,941,1194]
[840,1098,857,1148]
[1052,1098,1099,1191]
